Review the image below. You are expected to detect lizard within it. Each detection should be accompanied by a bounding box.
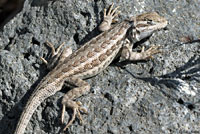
[14,3,168,134]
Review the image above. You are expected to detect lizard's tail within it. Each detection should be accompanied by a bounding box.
[14,88,50,134]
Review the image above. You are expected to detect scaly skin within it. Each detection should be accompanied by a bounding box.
[14,3,167,134]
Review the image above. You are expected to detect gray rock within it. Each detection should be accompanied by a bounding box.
[0,0,199,134]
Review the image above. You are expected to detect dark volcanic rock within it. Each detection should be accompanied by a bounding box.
[0,0,199,134]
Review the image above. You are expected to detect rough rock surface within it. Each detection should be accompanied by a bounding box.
[0,0,199,134]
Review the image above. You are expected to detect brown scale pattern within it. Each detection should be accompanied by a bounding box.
[115,39,123,47]
[91,59,101,66]
[101,42,107,48]
[106,49,112,56]
[99,54,107,62]
[111,35,119,40]
[72,60,79,67]
[94,47,102,52]
[78,67,85,73]
[62,66,71,73]
[87,51,95,58]
[73,69,81,75]
[55,72,63,78]
[55,81,63,88]
[111,44,116,50]
[84,63,93,70]
[79,56,87,63]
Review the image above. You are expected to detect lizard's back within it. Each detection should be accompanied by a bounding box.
[51,21,131,80]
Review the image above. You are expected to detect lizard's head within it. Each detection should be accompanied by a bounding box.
[128,12,168,42]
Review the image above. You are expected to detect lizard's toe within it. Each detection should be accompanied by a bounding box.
[99,3,120,32]
[62,101,87,131]
[144,45,161,59]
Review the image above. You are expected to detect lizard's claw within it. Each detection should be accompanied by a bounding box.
[40,57,48,65]
[106,3,120,20]
[40,41,65,65]
[45,41,65,56]
[142,45,161,59]
[62,101,87,131]
[40,41,72,70]
[99,3,120,31]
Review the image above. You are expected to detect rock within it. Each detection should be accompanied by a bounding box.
[0,0,199,134]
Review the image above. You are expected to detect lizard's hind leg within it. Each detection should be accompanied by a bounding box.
[40,41,72,70]
[120,39,161,61]
[61,77,90,131]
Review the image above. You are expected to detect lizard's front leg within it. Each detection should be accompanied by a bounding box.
[61,77,90,131]
[120,39,160,61]
[40,41,72,70]
[99,3,120,32]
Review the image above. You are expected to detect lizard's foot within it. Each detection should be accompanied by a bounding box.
[61,77,90,130]
[141,45,161,59]
[46,41,65,57]
[40,41,65,65]
[99,3,120,32]
[121,41,161,61]
[61,101,87,131]
[40,41,72,69]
